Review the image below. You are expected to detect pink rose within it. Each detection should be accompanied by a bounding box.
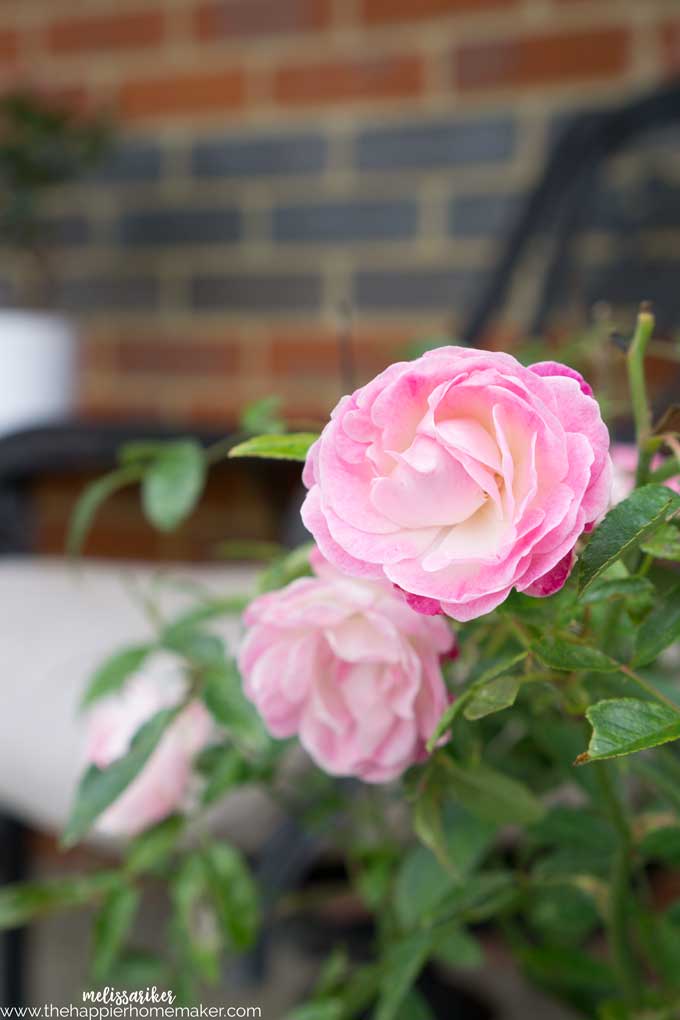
[611,443,680,505]
[302,348,611,622]
[238,550,454,783]
[85,665,212,836]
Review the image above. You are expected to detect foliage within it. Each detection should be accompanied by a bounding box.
[3,316,680,1017]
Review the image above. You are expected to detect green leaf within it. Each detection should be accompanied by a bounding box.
[63,707,180,846]
[532,638,616,673]
[285,1003,343,1020]
[394,990,435,1020]
[257,542,314,593]
[125,815,184,875]
[171,855,220,984]
[464,674,521,720]
[162,628,225,669]
[202,660,269,753]
[639,826,680,863]
[202,843,259,951]
[432,924,483,970]
[81,644,154,708]
[440,758,544,826]
[579,484,680,594]
[374,931,432,1020]
[142,440,206,532]
[118,440,168,465]
[528,883,599,946]
[634,584,680,667]
[520,945,615,996]
[239,395,285,436]
[107,950,168,989]
[427,650,528,749]
[433,871,517,925]
[397,805,495,927]
[92,883,140,982]
[161,596,250,641]
[199,747,253,805]
[639,521,680,561]
[395,849,455,929]
[580,576,655,605]
[68,465,141,556]
[228,432,318,462]
[0,873,119,929]
[579,698,680,763]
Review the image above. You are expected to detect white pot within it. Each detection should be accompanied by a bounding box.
[0,310,76,435]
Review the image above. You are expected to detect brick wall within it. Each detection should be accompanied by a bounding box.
[1,0,679,426]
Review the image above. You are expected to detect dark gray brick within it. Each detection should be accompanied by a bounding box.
[119,207,242,246]
[449,192,523,238]
[354,268,486,312]
[192,133,327,178]
[272,198,418,243]
[356,116,515,172]
[191,273,322,312]
[59,276,159,312]
[41,215,93,246]
[89,141,162,183]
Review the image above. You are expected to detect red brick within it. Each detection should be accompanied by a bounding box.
[273,53,424,106]
[116,337,240,377]
[362,0,516,25]
[47,11,164,54]
[269,328,415,383]
[195,0,331,40]
[119,69,245,118]
[455,27,631,91]
[659,20,680,74]
[0,29,18,61]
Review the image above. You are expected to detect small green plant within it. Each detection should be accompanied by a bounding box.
[0,90,111,306]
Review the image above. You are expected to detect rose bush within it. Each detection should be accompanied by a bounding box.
[239,548,454,782]
[302,347,611,620]
[6,311,680,1019]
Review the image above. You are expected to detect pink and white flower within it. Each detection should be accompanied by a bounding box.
[85,663,212,837]
[239,550,454,783]
[302,348,611,621]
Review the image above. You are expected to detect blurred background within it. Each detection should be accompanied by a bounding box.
[1,0,680,1014]
[0,0,679,425]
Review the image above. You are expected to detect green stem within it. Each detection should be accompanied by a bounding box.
[594,763,641,1007]
[627,305,655,487]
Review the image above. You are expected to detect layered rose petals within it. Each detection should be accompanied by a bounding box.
[302,347,612,621]
[238,550,454,783]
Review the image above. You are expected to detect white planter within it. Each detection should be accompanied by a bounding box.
[0,310,76,435]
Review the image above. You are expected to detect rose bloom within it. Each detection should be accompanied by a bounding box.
[238,550,454,783]
[302,347,611,622]
[85,663,212,836]
[611,443,680,505]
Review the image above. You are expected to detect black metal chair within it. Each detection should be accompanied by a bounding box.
[462,80,680,345]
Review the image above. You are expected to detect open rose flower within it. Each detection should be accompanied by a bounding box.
[611,443,680,506]
[302,347,611,622]
[238,549,454,783]
[85,663,212,836]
